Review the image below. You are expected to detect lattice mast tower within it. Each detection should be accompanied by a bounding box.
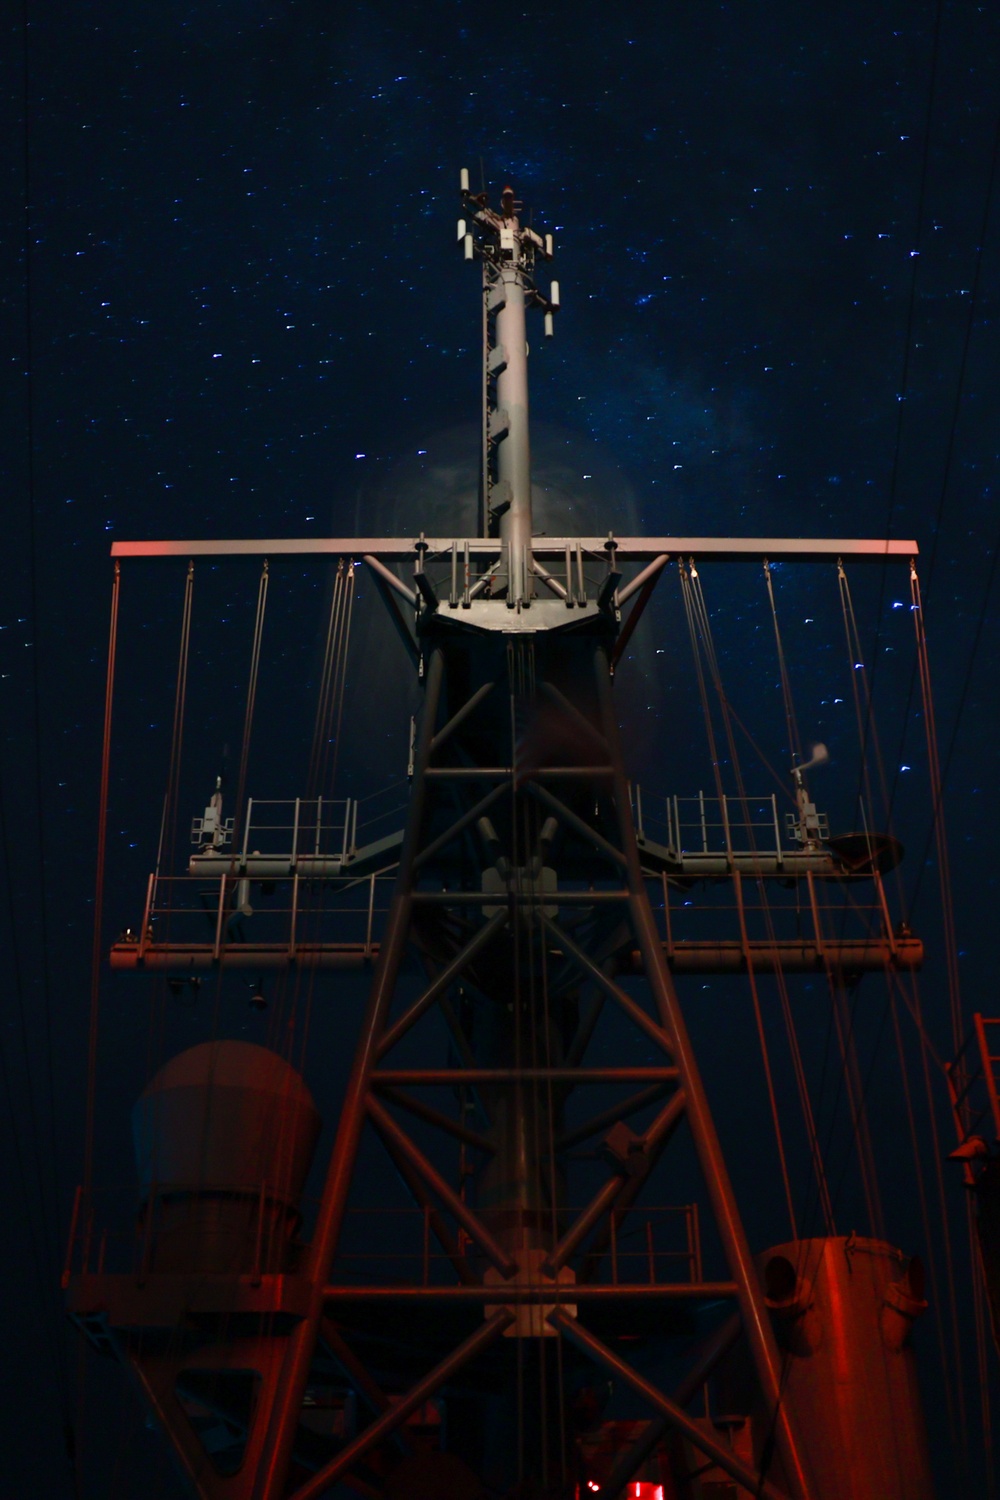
[66,173,938,1500]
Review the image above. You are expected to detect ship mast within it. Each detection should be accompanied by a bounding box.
[66,172,937,1500]
[461,171,558,592]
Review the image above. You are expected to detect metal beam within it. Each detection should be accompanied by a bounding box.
[367,1113,480,1287]
[551,1310,791,1500]
[290,1311,513,1500]
[544,1091,687,1275]
[428,678,495,755]
[362,553,417,606]
[322,1282,739,1302]
[111,534,918,561]
[372,1067,679,1086]
[616,552,671,606]
[110,936,923,972]
[375,908,509,1060]
[539,911,675,1058]
[556,1082,672,1151]
[367,1096,517,1277]
[412,782,506,869]
[597,1311,743,1498]
[379,1086,495,1155]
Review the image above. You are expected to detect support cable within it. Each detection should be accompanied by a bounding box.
[762,560,803,769]
[83,561,121,1206]
[20,0,74,1452]
[837,562,891,879]
[760,562,887,1242]
[906,962,971,1461]
[146,563,194,1086]
[970,1193,996,1499]
[211,561,269,1056]
[884,90,1000,843]
[687,563,839,1239]
[909,561,974,1051]
[680,582,840,1492]
[325,560,356,802]
[249,649,446,1500]
[826,975,885,1242]
[888,975,960,1446]
[0,690,77,1482]
[229,559,270,862]
[803,566,888,1242]
[307,559,346,796]
[297,559,356,1070]
[680,563,800,1239]
[858,0,943,765]
[152,562,195,903]
[905,558,978,1456]
[837,562,967,1442]
[507,637,528,1486]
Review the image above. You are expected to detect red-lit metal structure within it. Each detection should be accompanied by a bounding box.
[67,177,938,1500]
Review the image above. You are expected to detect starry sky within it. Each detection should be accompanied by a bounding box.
[3,2,1000,1495]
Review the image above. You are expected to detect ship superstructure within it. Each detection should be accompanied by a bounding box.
[67,176,940,1500]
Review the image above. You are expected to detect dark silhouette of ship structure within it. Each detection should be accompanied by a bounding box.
[66,174,956,1500]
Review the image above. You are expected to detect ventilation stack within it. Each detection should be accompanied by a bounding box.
[754,1236,935,1499]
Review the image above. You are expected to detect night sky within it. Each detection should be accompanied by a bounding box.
[3,2,1000,1496]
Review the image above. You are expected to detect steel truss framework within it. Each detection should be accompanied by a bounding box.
[65,515,929,1500]
[71,577,850,1499]
[71,164,920,1498]
[264,613,816,1499]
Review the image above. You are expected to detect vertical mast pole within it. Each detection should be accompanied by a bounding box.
[461,173,558,599]
[495,188,533,600]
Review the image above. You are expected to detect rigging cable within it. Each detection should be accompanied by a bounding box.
[834,571,971,1455]
[887,967,962,1449]
[229,558,270,864]
[885,89,1000,836]
[146,562,195,1087]
[679,562,801,1239]
[325,562,357,802]
[506,638,527,1489]
[895,526,1000,1481]
[837,561,965,1442]
[0,661,78,1488]
[307,557,346,795]
[859,0,942,745]
[152,562,194,919]
[297,557,356,1075]
[688,560,837,1236]
[908,565,962,1053]
[690,563,836,1232]
[83,561,121,1205]
[19,0,76,1472]
[877,155,1000,1475]
[761,561,888,1240]
[211,560,270,1046]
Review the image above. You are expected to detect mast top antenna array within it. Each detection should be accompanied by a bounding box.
[458,170,559,563]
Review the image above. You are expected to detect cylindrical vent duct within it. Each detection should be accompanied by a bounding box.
[132,1040,321,1275]
[755,1237,934,1499]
